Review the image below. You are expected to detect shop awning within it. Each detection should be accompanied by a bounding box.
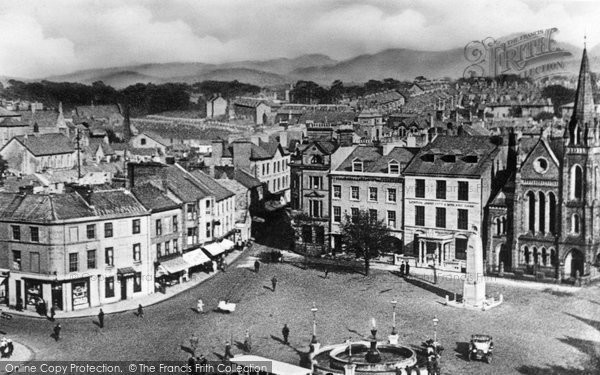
[183,249,212,266]
[203,242,226,257]
[0,276,6,285]
[159,257,190,274]
[221,239,234,251]
[117,267,136,277]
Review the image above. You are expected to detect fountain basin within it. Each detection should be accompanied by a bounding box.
[313,341,417,373]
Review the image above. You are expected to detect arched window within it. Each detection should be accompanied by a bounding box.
[310,155,322,164]
[524,246,530,265]
[496,218,502,235]
[572,214,580,234]
[533,247,538,265]
[549,192,556,234]
[550,248,557,267]
[527,191,536,232]
[538,192,546,233]
[571,165,583,200]
[542,248,548,266]
[501,217,507,234]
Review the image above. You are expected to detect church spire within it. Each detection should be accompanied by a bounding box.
[569,46,596,144]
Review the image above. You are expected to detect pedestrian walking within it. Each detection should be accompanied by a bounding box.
[98,309,104,328]
[196,299,204,313]
[137,304,144,318]
[187,355,196,375]
[50,306,55,321]
[53,323,61,341]
[271,276,278,291]
[190,334,199,356]
[244,329,252,352]
[224,340,234,360]
[400,262,405,277]
[282,324,290,344]
[405,262,410,277]
[324,268,329,278]
[254,260,260,273]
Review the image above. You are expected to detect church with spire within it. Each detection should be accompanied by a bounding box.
[487,46,599,282]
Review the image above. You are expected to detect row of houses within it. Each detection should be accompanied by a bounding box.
[289,48,600,283]
[0,161,264,312]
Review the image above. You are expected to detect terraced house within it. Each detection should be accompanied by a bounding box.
[0,188,152,312]
[329,144,416,255]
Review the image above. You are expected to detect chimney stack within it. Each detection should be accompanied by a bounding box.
[232,141,252,169]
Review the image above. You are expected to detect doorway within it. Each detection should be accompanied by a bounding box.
[120,278,127,300]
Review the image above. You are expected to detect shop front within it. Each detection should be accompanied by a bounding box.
[25,279,45,313]
[182,248,212,277]
[71,279,90,310]
[156,256,190,291]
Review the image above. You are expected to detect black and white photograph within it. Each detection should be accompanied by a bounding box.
[0,0,598,374]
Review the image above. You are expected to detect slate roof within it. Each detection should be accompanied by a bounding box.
[131,183,179,212]
[299,111,356,124]
[163,165,211,202]
[0,107,20,117]
[190,170,235,202]
[88,139,115,155]
[76,105,122,119]
[87,189,148,217]
[9,133,75,156]
[0,118,28,127]
[403,135,498,177]
[335,146,416,173]
[205,166,263,189]
[19,111,59,128]
[0,189,147,223]
[223,139,288,160]
[233,98,269,108]
[298,140,338,156]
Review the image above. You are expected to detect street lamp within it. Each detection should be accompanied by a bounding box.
[311,302,318,344]
[391,299,398,335]
[432,316,439,343]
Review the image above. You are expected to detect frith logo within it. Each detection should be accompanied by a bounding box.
[464,28,572,80]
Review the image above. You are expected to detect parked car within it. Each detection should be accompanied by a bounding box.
[468,334,494,363]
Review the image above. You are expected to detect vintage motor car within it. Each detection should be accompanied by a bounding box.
[468,334,494,363]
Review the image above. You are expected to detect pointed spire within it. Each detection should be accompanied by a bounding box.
[569,46,596,144]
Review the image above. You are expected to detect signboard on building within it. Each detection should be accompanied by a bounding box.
[72,280,88,308]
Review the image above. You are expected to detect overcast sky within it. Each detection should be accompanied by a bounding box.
[0,0,598,78]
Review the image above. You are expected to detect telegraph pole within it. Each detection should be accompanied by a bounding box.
[76,129,82,179]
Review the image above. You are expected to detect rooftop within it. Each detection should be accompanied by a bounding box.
[404,135,498,177]
[8,133,75,156]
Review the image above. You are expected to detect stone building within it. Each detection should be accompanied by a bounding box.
[403,135,503,270]
[329,144,415,254]
[290,140,338,255]
[490,48,600,281]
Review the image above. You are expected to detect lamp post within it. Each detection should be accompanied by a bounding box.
[432,316,439,343]
[311,302,318,344]
[391,299,397,335]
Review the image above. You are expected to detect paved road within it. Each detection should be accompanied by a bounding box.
[0,243,598,375]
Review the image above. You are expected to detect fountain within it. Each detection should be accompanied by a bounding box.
[311,318,422,374]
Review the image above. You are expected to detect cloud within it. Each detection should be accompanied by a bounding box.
[0,0,598,79]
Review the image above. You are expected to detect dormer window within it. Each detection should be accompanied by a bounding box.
[422,154,435,162]
[388,161,399,174]
[441,155,456,163]
[463,155,478,163]
[353,159,363,172]
[311,155,322,164]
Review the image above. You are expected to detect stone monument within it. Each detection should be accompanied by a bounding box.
[462,226,486,307]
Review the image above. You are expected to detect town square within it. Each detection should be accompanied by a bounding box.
[0,0,599,374]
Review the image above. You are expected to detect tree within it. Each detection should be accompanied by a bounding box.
[339,209,392,276]
[541,85,575,114]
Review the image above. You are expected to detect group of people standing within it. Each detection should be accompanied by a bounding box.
[399,261,411,277]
